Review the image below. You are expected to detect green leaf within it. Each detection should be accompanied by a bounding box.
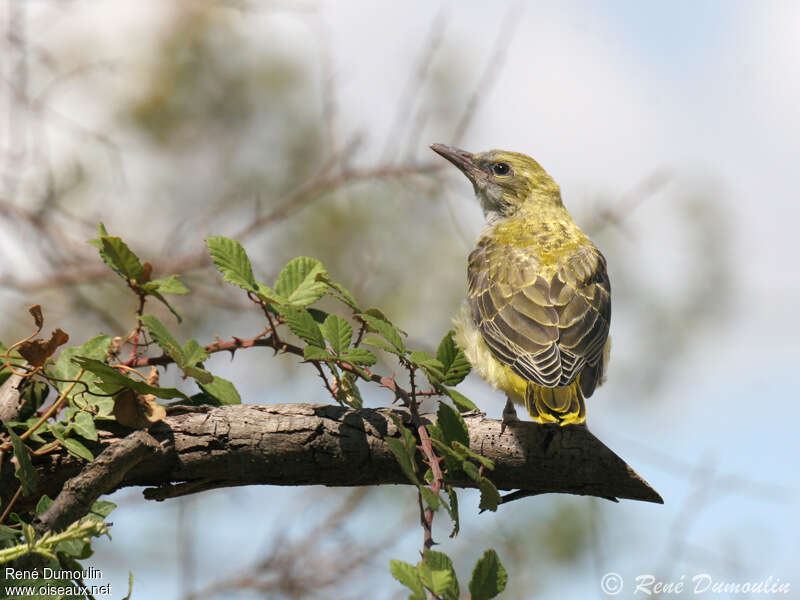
[462,460,481,482]
[436,330,471,385]
[274,257,328,306]
[437,402,469,448]
[142,274,190,295]
[206,236,256,292]
[338,348,377,366]
[71,411,99,442]
[478,479,501,512]
[469,549,508,600]
[140,315,213,383]
[315,272,361,311]
[443,387,478,412]
[140,314,183,363]
[71,356,188,400]
[255,282,288,306]
[282,307,326,348]
[52,334,112,396]
[199,375,241,405]
[320,315,352,354]
[6,428,38,495]
[63,437,94,461]
[90,500,117,518]
[451,441,494,470]
[362,336,401,356]
[446,485,460,538]
[182,339,209,366]
[17,380,50,421]
[419,551,459,600]
[389,413,418,458]
[88,227,144,281]
[386,438,420,486]
[390,560,425,600]
[358,314,405,354]
[303,346,332,361]
[36,494,53,516]
[409,350,445,383]
[419,486,440,511]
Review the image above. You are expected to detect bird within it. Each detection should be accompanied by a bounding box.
[431,144,610,427]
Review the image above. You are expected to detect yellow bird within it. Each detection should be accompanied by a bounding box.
[431,144,611,426]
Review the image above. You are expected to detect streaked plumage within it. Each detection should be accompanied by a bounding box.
[431,144,611,425]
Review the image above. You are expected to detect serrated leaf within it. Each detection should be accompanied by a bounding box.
[339,348,377,366]
[274,257,327,306]
[315,272,361,311]
[409,350,445,383]
[420,551,459,600]
[386,438,420,486]
[206,236,256,292]
[71,356,188,400]
[419,486,440,511]
[358,314,405,354]
[478,479,501,512]
[320,315,352,354]
[62,437,94,461]
[362,336,401,356]
[437,402,469,448]
[282,307,326,348]
[71,411,99,442]
[182,339,209,366]
[199,375,241,405]
[89,231,144,281]
[6,428,38,495]
[446,486,460,538]
[443,387,478,412]
[436,330,471,385]
[303,346,332,361]
[142,274,190,295]
[140,315,183,363]
[469,549,508,599]
[390,560,425,600]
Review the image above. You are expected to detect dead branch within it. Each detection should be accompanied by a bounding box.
[0,403,662,532]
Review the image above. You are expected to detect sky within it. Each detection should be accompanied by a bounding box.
[3,1,800,598]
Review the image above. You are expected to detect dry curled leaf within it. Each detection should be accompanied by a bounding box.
[28,305,44,330]
[18,329,70,367]
[113,389,167,429]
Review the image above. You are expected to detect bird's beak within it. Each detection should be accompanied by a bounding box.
[430,143,483,181]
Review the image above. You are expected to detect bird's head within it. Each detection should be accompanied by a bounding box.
[431,144,562,221]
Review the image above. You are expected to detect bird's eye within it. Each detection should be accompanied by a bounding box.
[492,162,510,176]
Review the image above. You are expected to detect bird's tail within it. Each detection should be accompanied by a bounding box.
[524,380,586,425]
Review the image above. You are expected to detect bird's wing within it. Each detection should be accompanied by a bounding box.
[467,241,611,391]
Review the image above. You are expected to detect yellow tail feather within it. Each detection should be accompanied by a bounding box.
[524,380,586,425]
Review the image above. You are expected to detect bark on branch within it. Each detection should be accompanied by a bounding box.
[1,403,662,527]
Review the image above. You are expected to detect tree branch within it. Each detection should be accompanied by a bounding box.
[1,403,662,530]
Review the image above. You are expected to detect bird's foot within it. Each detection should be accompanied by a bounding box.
[500,398,519,435]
